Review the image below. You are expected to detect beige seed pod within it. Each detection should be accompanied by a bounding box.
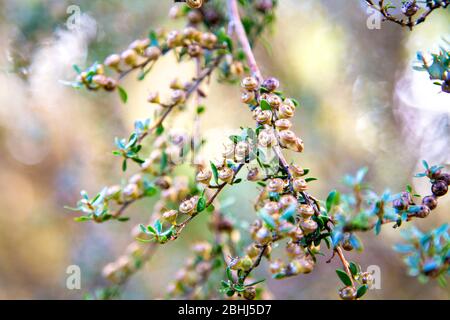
[279,130,297,146]
[241,76,259,91]
[147,92,160,104]
[247,167,263,181]
[290,164,305,177]
[218,166,234,184]
[121,49,139,67]
[278,103,295,119]
[269,259,284,274]
[293,178,308,192]
[186,0,203,9]
[196,169,212,185]
[289,137,304,153]
[171,89,186,104]
[104,54,121,69]
[179,199,195,216]
[200,32,217,49]
[256,110,273,125]
[300,219,318,235]
[162,210,178,224]
[267,178,284,193]
[264,201,281,215]
[258,129,277,148]
[102,263,120,283]
[246,244,260,258]
[279,194,297,208]
[122,183,139,200]
[167,30,182,48]
[267,94,282,109]
[188,43,203,57]
[241,91,255,104]
[275,119,292,131]
[255,227,272,245]
[129,38,150,53]
[230,61,244,76]
[298,204,314,219]
[235,141,249,157]
[144,46,161,60]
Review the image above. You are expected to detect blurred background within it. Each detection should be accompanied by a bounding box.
[0,0,448,299]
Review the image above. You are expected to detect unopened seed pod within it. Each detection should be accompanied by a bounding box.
[196,169,212,185]
[241,76,259,91]
[218,166,234,184]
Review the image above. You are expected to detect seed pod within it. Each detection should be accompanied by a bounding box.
[439,173,450,185]
[266,95,281,110]
[264,201,281,215]
[186,0,203,9]
[179,199,195,215]
[258,129,277,148]
[262,77,280,92]
[241,76,259,91]
[293,178,308,192]
[241,91,255,104]
[432,180,448,197]
[102,263,119,283]
[192,241,212,260]
[267,178,284,193]
[183,26,199,39]
[230,61,244,76]
[422,195,437,210]
[393,198,408,211]
[247,167,262,181]
[279,130,297,146]
[246,244,260,258]
[284,98,296,108]
[196,169,212,185]
[104,54,121,69]
[300,219,317,235]
[342,233,353,251]
[275,119,292,131]
[256,110,273,125]
[361,272,374,286]
[290,164,305,177]
[416,205,431,218]
[121,49,138,67]
[125,242,143,257]
[200,32,217,49]
[235,141,249,158]
[187,10,203,24]
[243,286,256,300]
[222,142,235,158]
[171,89,186,104]
[92,74,107,86]
[239,256,253,271]
[122,183,139,200]
[144,46,161,60]
[255,227,272,245]
[278,104,295,119]
[286,242,304,257]
[104,78,117,91]
[168,5,181,19]
[279,195,297,208]
[401,1,419,17]
[298,204,314,219]
[218,166,234,184]
[290,137,305,153]
[167,30,182,48]
[162,210,178,224]
[188,43,203,57]
[147,92,160,104]
[339,286,357,300]
[129,38,150,53]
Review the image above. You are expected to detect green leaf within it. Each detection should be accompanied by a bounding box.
[305,177,317,183]
[197,196,207,213]
[349,262,359,276]
[260,99,271,111]
[245,279,265,287]
[118,86,128,104]
[326,189,340,213]
[196,105,205,114]
[117,217,130,222]
[226,267,233,282]
[122,159,127,172]
[210,161,219,185]
[336,269,352,286]
[356,285,368,299]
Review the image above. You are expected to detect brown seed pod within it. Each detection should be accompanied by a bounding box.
[267,178,285,193]
[186,0,203,9]
[278,103,295,119]
[300,219,317,235]
[162,210,178,224]
[275,119,292,131]
[144,46,161,60]
[179,199,195,215]
[298,204,314,219]
[267,94,282,109]
[196,169,212,185]
[339,286,357,300]
[218,166,234,184]
[241,76,259,91]
[121,49,138,67]
[104,54,121,69]
[262,77,280,92]
[241,91,255,104]
[293,178,308,192]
